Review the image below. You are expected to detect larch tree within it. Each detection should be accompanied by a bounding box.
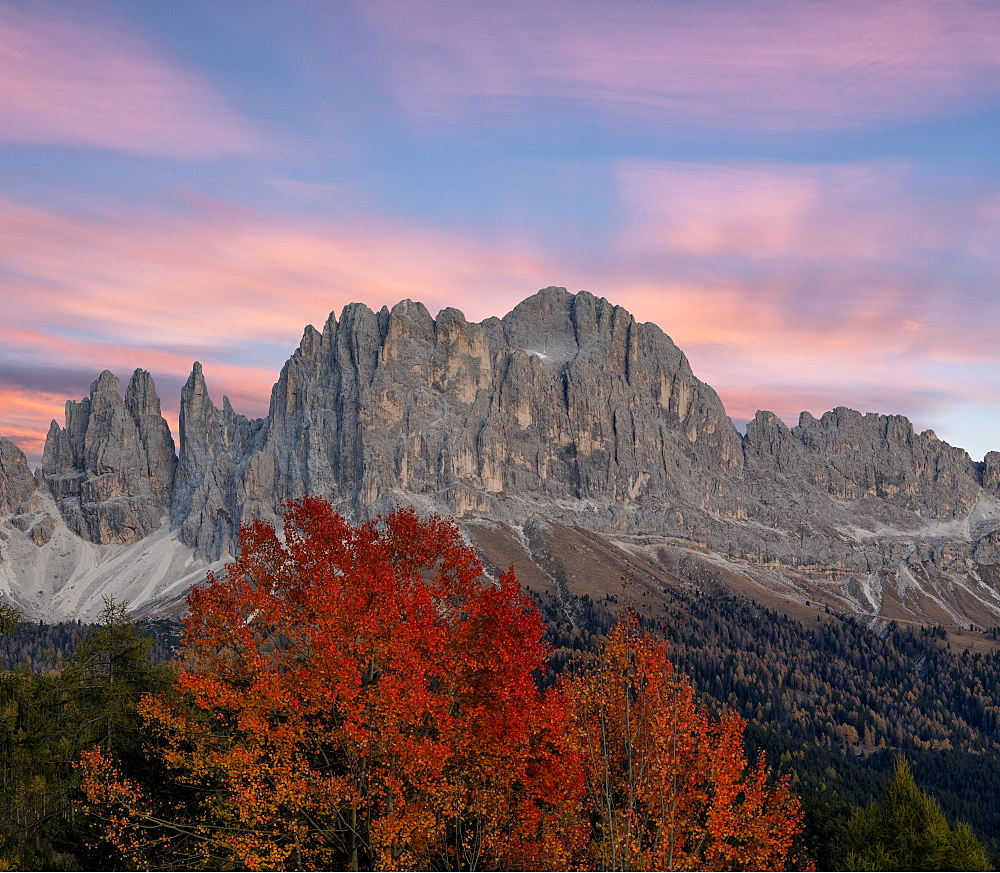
[564,611,807,871]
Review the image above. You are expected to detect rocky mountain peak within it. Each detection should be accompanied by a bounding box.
[983,451,1000,492]
[5,287,1000,631]
[170,361,264,559]
[125,369,176,504]
[37,368,175,544]
[745,404,980,524]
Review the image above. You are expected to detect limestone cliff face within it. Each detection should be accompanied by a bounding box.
[12,287,1000,628]
[170,287,743,559]
[745,408,980,522]
[731,407,998,610]
[37,370,176,545]
[0,440,35,514]
[170,362,264,560]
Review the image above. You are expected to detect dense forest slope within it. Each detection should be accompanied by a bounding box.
[531,586,1000,861]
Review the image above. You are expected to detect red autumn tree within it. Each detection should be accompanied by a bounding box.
[79,497,808,871]
[79,497,585,871]
[564,611,807,871]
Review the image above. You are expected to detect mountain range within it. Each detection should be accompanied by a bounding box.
[3,286,1000,632]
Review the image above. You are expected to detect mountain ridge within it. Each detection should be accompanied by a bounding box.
[3,286,1000,630]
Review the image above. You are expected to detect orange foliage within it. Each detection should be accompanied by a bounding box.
[564,611,808,871]
[78,498,806,871]
[80,498,584,870]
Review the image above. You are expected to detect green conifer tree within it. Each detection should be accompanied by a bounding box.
[0,605,20,638]
[842,758,992,871]
[0,598,173,870]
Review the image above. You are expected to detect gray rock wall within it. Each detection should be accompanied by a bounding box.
[744,408,981,527]
[170,362,264,559]
[168,287,746,559]
[37,370,176,544]
[0,440,36,514]
[13,286,1000,628]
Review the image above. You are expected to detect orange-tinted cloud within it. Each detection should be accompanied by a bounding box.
[0,196,561,465]
[356,0,1000,132]
[0,5,263,157]
[3,159,1000,467]
[0,386,66,462]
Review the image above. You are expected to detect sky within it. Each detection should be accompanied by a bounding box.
[2,0,1000,468]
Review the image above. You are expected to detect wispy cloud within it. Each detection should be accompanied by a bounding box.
[3,154,1000,467]
[0,386,66,463]
[611,160,1000,355]
[0,5,263,157]
[0,196,559,464]
[603,158,1000,455]
[357,0,1000,132]
[0,197,551,341]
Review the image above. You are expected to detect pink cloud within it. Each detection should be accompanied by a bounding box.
[0,5,263,157]
[616,161,942,262]
[0,198,552,343]
[591,157,1000,457]
[3,163,1000,466]
[356,0,1000,132]
[610,160,1000,358]
[0,196,561,464]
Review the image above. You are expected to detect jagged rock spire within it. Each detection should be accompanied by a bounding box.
[38,369,176,545]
